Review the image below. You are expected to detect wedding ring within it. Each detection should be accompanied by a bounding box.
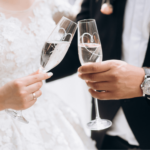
[32,93,37,100]
[97,90,106,92]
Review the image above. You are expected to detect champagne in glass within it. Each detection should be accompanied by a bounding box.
[78,19,112,130]
[78,43,102,64]
[40,41,70,72]
[40,17,77,72]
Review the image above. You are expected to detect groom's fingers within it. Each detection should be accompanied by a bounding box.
[89,89,116,100]
[78,71,111,82]
[78,61,112,74]
[86,81,113,91]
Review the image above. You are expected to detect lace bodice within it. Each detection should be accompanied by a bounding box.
[0,0,82,87]
[0,0,55,87]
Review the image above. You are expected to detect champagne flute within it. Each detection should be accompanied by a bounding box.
[78,19,112,130]
[40,17,77,72]
[6,17,77,124]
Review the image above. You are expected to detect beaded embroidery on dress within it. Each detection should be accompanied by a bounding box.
[0,0,96,149]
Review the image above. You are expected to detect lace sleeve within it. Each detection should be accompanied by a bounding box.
[48,0,83,23]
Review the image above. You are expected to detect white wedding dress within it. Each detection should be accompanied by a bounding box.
[0,0,96,149]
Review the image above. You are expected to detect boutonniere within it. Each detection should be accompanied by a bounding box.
[100,0,113,15]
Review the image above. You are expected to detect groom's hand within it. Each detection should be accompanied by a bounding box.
[78,60,145,100]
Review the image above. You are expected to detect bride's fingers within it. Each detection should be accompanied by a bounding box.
[26,99,37,109]
[28,70,40,76]
[20,90,41,110]
[21,97,37,110]
[22,72,53,86]
[26,90,42,102]
[26,81,43,93]
[30,90,42,101]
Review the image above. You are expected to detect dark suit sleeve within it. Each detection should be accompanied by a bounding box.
[46,0,90,82]
[77,0,90,21]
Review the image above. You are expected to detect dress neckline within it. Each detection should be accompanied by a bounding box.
[0,0,38,13]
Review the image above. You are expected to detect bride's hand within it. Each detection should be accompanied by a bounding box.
[0,71,53,111]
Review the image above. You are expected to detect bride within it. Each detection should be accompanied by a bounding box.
[0,0,96,149]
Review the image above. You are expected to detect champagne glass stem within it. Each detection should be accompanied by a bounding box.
[94,98,101,119]
[17,110,29,124]
[5,109,29,124]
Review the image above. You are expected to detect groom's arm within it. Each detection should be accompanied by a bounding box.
[46,0,90,82]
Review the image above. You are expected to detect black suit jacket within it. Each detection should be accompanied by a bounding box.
[47,0,150,149]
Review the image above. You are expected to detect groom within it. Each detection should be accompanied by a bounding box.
[47,0,150,149]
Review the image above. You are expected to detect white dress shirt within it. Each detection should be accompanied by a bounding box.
[107,0,150,146]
